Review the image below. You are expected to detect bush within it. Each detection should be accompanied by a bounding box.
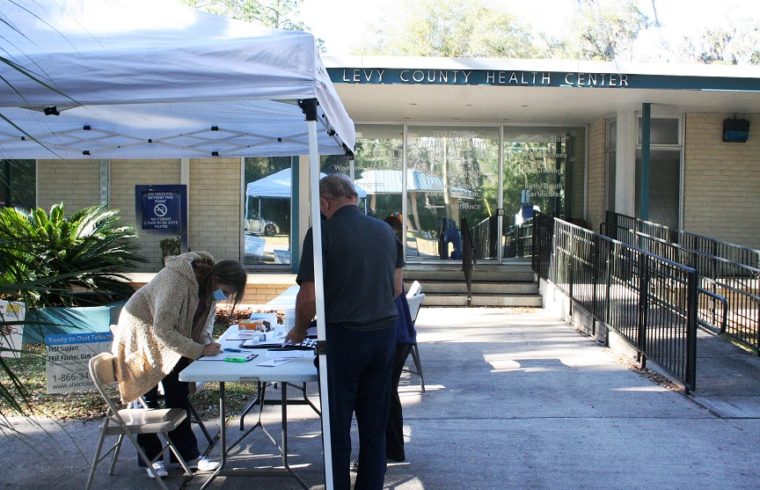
[0,203,143,307]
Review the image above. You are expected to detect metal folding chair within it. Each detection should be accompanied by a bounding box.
[404,293,426,392]
[85,352,193,490]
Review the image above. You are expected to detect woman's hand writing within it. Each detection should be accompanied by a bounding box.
[201,342,222,357]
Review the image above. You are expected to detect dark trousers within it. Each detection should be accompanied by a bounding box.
[137,357,200,466]
[386,343,413,461]
[327,322,395,490]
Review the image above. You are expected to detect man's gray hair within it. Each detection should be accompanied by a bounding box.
[320,174,358,200]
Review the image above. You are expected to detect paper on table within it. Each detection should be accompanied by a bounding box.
[257,358,293,367]
[265,349,314,360]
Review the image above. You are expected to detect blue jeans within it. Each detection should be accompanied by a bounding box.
[326,322,395,490]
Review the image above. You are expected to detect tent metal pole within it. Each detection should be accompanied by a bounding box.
[307,117,333,489]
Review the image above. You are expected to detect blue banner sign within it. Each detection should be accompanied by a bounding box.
[45,332,113,345]
[136,184,186,232]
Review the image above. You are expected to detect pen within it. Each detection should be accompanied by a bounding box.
[224,348,242,353]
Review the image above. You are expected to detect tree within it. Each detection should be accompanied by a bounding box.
[357,0,542,58]
[677,23,760,65]
[554,0,651,61]
[183,0,307,30]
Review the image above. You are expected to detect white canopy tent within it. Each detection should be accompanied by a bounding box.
[1,0,342,486]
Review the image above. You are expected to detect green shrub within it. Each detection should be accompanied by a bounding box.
[0,203,143,307]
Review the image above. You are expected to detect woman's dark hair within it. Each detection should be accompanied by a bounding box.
[198,259,247,310]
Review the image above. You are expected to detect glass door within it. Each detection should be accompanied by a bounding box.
[502,127,585,258]
[406,126,499,261]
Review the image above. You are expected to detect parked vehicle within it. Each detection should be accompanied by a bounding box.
[246,217,279,236]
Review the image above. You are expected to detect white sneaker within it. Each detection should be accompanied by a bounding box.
[145,460,168,479]
[188,456,219,472]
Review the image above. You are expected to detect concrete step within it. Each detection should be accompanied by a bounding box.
[404,269,536,282]
[421,294,543,307]
[409,281,538,295]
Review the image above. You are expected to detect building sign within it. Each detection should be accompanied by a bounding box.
[45,332,113,394]
[329,68,760,92]
[333,68,630,88]
[135,184,186,232]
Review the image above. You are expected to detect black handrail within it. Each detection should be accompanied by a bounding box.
[547,217,699,392]
[605,211,760,354]
[461,217,475,307]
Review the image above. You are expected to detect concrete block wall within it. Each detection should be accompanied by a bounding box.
[243,283,293,305]
[586,119,607,231]
[110,159,181,271]
[37,160,101,212]
[189,158,242,264]
[683,113,760,249]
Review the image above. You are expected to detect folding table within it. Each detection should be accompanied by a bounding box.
[179,325,318,489]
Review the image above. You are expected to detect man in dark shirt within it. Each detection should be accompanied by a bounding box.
[286,174,403,489]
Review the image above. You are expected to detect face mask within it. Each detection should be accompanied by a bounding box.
[212,288,229,301]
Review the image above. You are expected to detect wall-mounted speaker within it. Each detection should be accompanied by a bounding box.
[723,118,750,143]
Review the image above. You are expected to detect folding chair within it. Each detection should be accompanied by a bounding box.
[404,293,426,392]
[85,352,192,490]
[108,325,212,448]
[406,280,422,298]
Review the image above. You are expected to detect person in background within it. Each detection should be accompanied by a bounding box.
[384,213,403,243]
[111,251,246,479]
[286,174,403,490]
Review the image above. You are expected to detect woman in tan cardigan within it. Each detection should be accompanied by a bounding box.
[112,251,246,479]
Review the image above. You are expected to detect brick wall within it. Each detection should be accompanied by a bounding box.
[110,159,181,271]
[683,113,760,248]
[586,119,607,231]
[243,283,293,305]
[189,158,242,262]
[37,160,101,212]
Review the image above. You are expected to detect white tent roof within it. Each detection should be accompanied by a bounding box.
[0,0,355,159]
[246,168,367,198]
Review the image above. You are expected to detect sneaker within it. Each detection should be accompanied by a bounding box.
[188,456,220,472]
[146,461,168,479]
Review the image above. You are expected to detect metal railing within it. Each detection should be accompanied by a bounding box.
[471,215,535,261]
[472,216,496,260]
[606,211,760,353]
[545,217,698,392]
[461,217,475,306]
[532,212,554,280]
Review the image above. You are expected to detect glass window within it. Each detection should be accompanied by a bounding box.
[635,149,680,228]
[243,157,293,266]
[0,160,35,211]
[407,126,499,260]
[502,127,570,222]
[638,117,679,145]
[351,124,403,226]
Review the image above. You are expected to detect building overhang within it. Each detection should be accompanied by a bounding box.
[325,56,760,126]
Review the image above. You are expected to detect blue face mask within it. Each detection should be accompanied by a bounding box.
[212,288,229,301]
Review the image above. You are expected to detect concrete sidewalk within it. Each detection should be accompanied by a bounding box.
[3,307,760,489]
